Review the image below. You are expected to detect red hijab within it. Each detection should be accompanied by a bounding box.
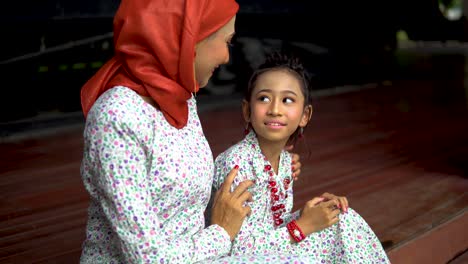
[81,0,239,129]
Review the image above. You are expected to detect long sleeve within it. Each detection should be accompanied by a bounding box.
[213,146,300,256]
[81,87,231,263]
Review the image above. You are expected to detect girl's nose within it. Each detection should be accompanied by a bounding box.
[268,99,281,116]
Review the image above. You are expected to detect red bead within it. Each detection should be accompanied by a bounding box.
[268,181,276,187]
[264,165,271,171]
[271,187,278,193]
[269,171,274,176]
[284,178,291,185]
[279,204,285,209]
[273,195,279,201]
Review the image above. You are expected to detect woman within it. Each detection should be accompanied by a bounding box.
[79,0,301,263]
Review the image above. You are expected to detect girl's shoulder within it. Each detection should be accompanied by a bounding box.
[215,136,255,165]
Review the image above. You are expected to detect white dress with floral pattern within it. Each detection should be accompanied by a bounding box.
[211,131,390,263]
[80,86,231,263]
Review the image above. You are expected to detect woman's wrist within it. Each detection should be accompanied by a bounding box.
[212,223,235,242]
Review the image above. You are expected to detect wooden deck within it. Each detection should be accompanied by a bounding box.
[1,79,467,263]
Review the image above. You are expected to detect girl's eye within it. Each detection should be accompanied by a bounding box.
[283,97,294,104]
[258,96,270,102]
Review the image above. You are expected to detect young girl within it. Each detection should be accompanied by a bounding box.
[211,53,390,263]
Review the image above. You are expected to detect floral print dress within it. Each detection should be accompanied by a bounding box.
[80,86,231,263]
[211,131,390,263]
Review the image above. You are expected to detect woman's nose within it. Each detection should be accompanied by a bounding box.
[222,47,230,65]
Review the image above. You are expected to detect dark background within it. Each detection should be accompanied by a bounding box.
[1,0,467,127]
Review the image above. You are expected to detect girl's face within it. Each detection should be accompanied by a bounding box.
[243,69,312,147]
[194,16,236,88]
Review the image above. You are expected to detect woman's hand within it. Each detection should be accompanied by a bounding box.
[210,166,254,241]
[295,197,341,237]
[290,152,301,181]
[321,192,349,213]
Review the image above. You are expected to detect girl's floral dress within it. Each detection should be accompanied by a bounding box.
[80,86,231,263]
[211,131,390,263]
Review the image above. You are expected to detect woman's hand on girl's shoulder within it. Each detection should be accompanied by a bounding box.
[210,165,255,241]
[288,152,301,181]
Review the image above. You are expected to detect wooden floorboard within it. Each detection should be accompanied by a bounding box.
[1,79,467,263]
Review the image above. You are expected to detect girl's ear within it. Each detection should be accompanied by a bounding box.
[299,104,313,127]
[242,99,251,123]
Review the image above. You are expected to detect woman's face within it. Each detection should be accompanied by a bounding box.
[194,16,236,88]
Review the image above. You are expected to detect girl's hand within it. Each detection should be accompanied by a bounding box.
[210,166,254,241]
[321,192,349,213]
[295,197,341,237]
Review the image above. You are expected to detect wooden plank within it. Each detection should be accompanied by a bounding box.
[0,78,467,263]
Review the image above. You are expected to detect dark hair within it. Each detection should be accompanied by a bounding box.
[244,52,313,147]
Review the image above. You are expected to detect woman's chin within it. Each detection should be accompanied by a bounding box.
[198,80,209,89]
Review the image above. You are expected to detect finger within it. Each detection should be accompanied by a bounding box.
[292,170,300,181]
[329,215,340,226]
[308,196,325,207]
[343,197,349,212]
[293,160,301,173]
[244,205,252,217]
[337,197,346,212]
[321,192,335,200]
[323,194,340,206]
[291,153,300,164]
[330,207,341,219]
[231,180,254,198]
[238,190,253,203]
[321,199,339,208]
[221,165,239,193]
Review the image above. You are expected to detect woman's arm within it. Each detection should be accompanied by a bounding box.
[83,114,231,263]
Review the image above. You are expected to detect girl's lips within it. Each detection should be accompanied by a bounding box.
[264,122,286,129]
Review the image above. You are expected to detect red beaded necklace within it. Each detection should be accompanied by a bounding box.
[263,156,292,227]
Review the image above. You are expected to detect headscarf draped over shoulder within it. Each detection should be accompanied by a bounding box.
[80,0,239,128]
